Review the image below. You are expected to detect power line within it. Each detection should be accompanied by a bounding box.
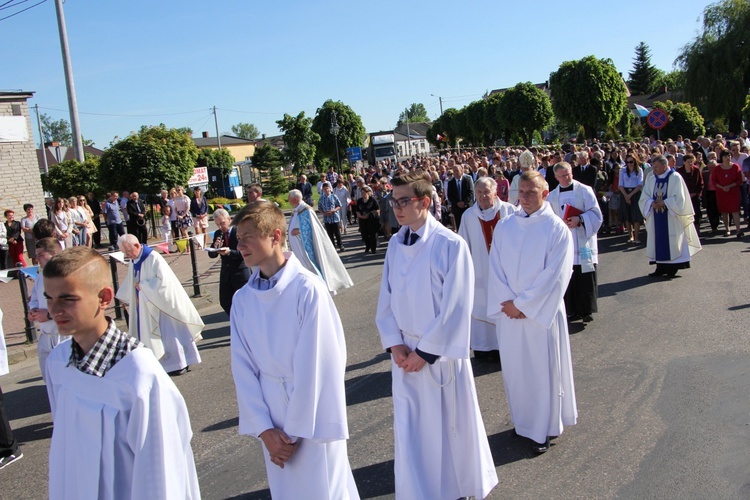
[0,0,46,21]
[216,107,282,116]
[0,0,20,9]
[38,105,208,117]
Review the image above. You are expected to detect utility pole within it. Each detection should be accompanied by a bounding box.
[35,104,49,175]
[54,0,84,162]
[213,106,221,149]
[431,94,444,116]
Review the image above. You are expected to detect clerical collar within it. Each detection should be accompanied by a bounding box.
[559,184,574,192]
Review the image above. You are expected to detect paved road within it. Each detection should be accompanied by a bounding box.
[1,223,749,499]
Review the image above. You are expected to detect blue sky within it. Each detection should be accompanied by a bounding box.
[2,0,711,149]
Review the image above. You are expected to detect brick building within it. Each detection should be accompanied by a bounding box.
[0,91,46,218]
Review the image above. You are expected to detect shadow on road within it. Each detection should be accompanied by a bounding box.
[599,275,653,298]
[5,384,50,420]
[727,303,750,311]
[353,459,396,498]
[345,371,391,406]
[13,421,53,443]
[202,416,238,433]
[223,490,270,499]
[488,428,540,465]
[197,338,230,352]
[346,352,389,372]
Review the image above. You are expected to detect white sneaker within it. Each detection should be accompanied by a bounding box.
[0,453,23,470]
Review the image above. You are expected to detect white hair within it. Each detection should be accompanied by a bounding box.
[213,208,230,220]
[288,189,303,201]
[474,176,497,192]
[117,234,139,247]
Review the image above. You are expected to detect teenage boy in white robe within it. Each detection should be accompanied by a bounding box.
[43,246,200,499]
[116,234,203,376]
[229,201,360,499]
[27,237,67,382]
[458,176,516,360]
[547,162,603,323]
[376,171,498,500]
[487,170,578,454]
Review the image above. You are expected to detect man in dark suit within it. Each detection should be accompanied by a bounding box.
[296,174,314,206]
[208,208,250,316]
[446,161,475,230]
[572,152,597,190]
[126,192,148,244]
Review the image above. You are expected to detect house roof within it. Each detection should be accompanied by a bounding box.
[192,134,255,147]
[628,89,684,111]
[36,145,105,171]
[0,90,35,101]
[252,134,285,149]
[394,122,432,137]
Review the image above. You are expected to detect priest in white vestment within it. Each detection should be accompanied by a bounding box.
[43,247,200,499]
[287,189,353,295]
[115,234,203,375]
[547,162,603,323]
[507,150,537,206]
[639,155,701,278]
[487,170,577,454]
[457,176,516,358]
[230,201,360,499]
[376,172,498,500]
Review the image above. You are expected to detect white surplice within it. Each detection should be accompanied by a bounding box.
[45,342,200,499]
[288,203,353,295]
[115,249,203,372]
[230,253,359,499]
[28,273,67,381]
[457,198,517,351]
[376,215,498,500]
[639,169,701,264]
[547,180,603,269]
[487,202,578,444]
[0,308,7,376]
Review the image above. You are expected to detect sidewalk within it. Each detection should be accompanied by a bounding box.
[2,234,224,366]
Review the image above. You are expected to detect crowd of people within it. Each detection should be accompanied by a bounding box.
[0,129,741,496]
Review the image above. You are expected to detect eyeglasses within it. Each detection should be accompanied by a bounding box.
[388,197,423,208]
[626,160,635,164]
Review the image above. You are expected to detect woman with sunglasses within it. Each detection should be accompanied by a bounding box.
[619,153,644,244]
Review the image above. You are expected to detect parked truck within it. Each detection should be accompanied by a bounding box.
[367,132,397,166]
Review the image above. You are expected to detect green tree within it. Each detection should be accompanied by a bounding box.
[276,111,320,175]
[231,122,260,140]
[653,70,687,92]
[44,156,103,199]
[549,55,629,140]
[40,113,72,146]
[495,82,553,146]
[676,0,750,131]
[628,42,661,95]
[311,100,366,167]
[252,143,287,197]
[174,127,193,137]
[197,148,235,176]
[397,103,430,126]
[99,124,199,194]
[651,100,706,139]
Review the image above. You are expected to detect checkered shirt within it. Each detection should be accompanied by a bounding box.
[318,193,342,224]
[68,318,142,377]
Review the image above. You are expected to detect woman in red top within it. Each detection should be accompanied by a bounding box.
[712,149,744,237]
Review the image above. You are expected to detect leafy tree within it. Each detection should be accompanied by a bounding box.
[174,127,193,137]
[427,108,460,148]
[252,143,287,197]
[197,148,235,176]
[311,100,366,166]
[40,113,72,146]
[676,0,750,132]
[549,55,629,140]
[653,70,687,92]
[44,156,103,199]
[651,100,706,139]
[397,103,430,126]
[494,82,553,146]
[628,42,661,95]
[276,111,320,175]
[464,99,491,146]
[99,124,199,195]
[231,122,260,140]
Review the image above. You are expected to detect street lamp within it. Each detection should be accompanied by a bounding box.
[430,94,444,116]
[330,112,342,175]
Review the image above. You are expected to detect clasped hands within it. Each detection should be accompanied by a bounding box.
[260,428,299,469]
[390,344,426,373]
[501,300,526,319]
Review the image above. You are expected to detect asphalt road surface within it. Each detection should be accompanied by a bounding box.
[1,223,749,499]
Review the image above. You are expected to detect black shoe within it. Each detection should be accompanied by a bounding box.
[338,245,345,252]
[567,314,581,322]
[168,367,189,377]
[531,438,550,454]
[582,314,594,323]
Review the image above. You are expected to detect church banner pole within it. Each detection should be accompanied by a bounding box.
[109,256,124,320]
[188,235,202,297]
[15,270,37,343]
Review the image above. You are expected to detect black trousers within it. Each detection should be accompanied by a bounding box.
[325,222,342,248]
[107,222,125,249]
[361,230,378,252]
[92,216,101,247]
[0,385,18,458]
[132,221,148,245]
[452,205,468,230]
[705,190,720,230]
[565,264,598,317]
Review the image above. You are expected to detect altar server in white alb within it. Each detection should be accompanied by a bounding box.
[43,247,200,499]
[376,172,498,499]
[115,234,203,376]
[487,170,577,454]
[547,162,603,323]
[458,175,516,360]
[229,201,360,499]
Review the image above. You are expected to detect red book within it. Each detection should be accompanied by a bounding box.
[562,204,583,220]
